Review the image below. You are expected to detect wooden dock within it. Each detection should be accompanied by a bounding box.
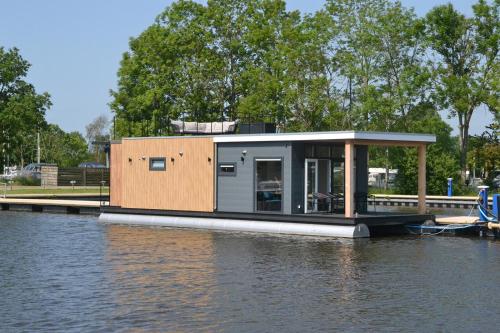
[0,198,105,215]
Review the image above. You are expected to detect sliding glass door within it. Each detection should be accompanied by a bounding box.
[305,159,331,213]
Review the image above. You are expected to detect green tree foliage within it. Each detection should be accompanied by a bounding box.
[468,123,499,185]
[394,105,460,195]
[0,47,98,170]
[425,0,499,182]
[324,1,429,130]
[40,124,91,167]
[110,0,340,135]
[110,0,498,193]
[0,47,51,168]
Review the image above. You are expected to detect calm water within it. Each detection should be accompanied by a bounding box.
[1,211,500,332]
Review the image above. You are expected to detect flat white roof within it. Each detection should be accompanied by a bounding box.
[212,131,436,144]
[120,130,436,144]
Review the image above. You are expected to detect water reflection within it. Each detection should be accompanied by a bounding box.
[2,212,500,332]
[104,225,217,331]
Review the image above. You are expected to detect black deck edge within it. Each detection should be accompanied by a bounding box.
[1,203,100,215]
[100,206,434,227]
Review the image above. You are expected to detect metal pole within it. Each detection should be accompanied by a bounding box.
[37,131,41,164]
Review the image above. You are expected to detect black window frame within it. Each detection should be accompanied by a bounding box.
[218,162,237,176]
[149,157,166,171]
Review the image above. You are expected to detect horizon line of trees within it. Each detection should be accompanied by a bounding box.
[110,0,498,193]
[0,46,111,169]
[1,0,497,194]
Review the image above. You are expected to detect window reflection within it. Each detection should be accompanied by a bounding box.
[256,159,282,212]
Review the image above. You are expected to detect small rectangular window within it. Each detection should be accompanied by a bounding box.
[218,163,236,176]
[149,157,166,171]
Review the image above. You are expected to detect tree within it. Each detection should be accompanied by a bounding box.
[110,0,216,137]
[85,115,110,163]
[85,115,109,144]
[426,1,499,183]
[108,0,495,197]
[0,47,51,168]
[468,122,499,184]
[41,124,91,167]
[325,0,433,189]
[394,104,460,195]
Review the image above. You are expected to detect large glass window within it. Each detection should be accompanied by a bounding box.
[331,161,345,211]
[255,159,283,212]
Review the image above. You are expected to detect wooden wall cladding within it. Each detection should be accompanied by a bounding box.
[110,143,122,207]
[118,137,214,212]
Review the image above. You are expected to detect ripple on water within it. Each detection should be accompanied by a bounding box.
[1,211,500,332]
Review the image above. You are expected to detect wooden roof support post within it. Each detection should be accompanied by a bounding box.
[345,141,355,218]
[418,144,427,214]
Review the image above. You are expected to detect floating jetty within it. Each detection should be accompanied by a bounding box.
[435,216,479,224]
[0,198,104,214]
[408,187,499,238]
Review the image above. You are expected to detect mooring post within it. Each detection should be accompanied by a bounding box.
[478,185,489,222]
[447,178,453,197]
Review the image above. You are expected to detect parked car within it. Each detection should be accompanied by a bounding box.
[493,174,500,190]
[1,166,18,180]
[470,177,484,187]
[19,163,51,179]
[78,162,106,168]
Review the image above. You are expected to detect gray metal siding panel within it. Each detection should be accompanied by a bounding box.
[217,142,292,214]
[291,142,305,214]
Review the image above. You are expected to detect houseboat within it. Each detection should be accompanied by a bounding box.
[100,130,436,238]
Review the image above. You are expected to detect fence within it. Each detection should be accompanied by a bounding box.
[57,168,110,187]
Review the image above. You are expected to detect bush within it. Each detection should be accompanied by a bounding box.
[13,176,41,186]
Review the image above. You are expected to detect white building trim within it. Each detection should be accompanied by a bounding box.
[212,131,436,144]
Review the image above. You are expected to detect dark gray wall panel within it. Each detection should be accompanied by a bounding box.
[355,145,368,193]
[217,142,292,214]
[291,142,305,214]
[355,145,369,213]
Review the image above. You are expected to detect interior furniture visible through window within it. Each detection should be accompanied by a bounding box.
[255,158,283,212]
[149,157,166,171]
